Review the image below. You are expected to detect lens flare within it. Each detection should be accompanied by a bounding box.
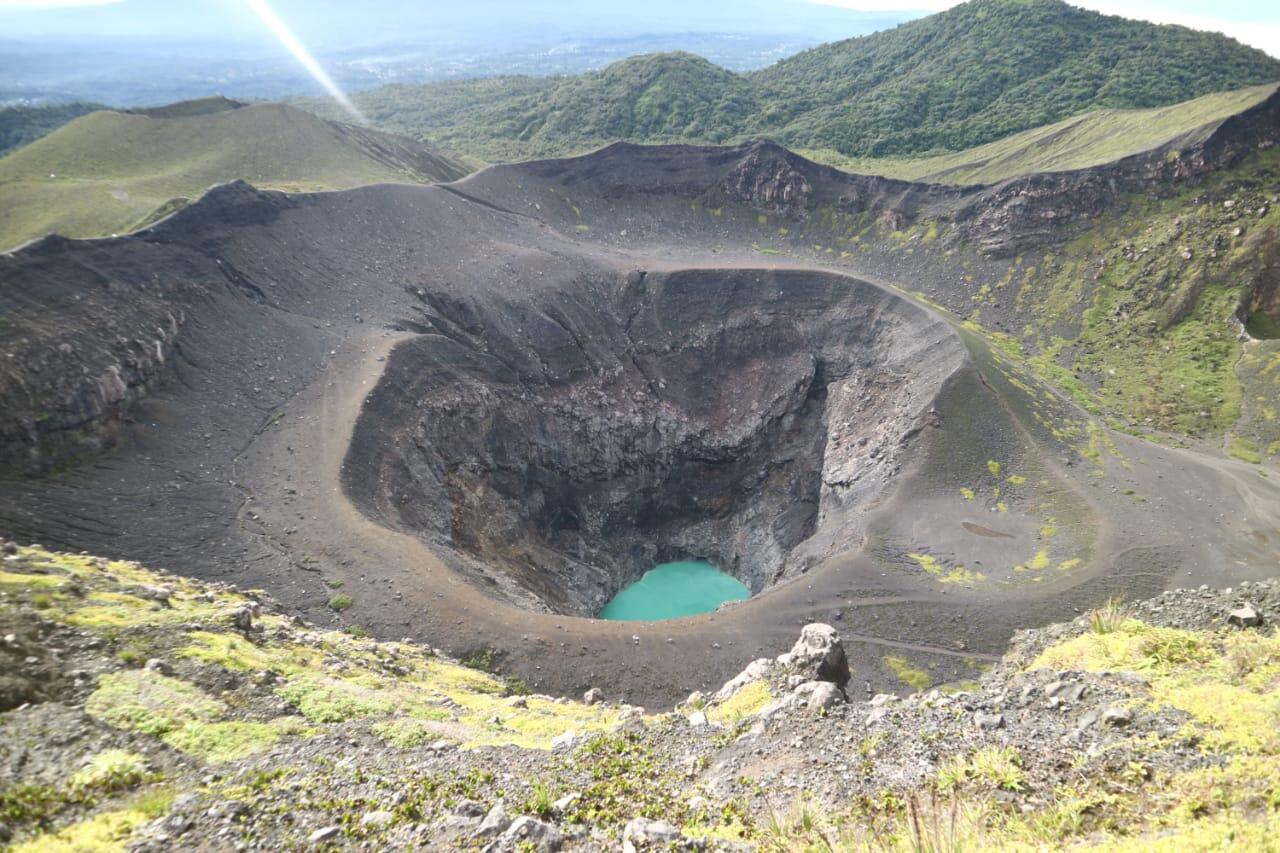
[245,0,366,123]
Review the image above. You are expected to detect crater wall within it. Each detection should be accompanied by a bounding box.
[343,267,966,615]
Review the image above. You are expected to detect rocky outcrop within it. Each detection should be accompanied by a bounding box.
[954,85,1280,257]
[722,143,812,218]
[0,239,189,472]
[777,623,850,689]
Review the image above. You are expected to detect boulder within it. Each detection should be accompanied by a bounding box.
[503,816,564,851]
[623,817,682,852]
[232,605,256,632]
[779,623,850,688]
[714,658,774,702]
[974,711,1004,730]
[550,793,580,815]
[474,803,511,839]
[307,826,340,844]
[144,658,174,675]
[1101,705,1132,726]
[794,680,844,712]
[1228,604,1262,628]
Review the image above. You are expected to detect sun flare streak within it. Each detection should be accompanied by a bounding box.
[245,0,366,123]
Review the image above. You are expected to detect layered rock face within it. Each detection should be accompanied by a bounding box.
[344,267,964,615]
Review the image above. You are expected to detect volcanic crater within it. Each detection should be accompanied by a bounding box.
[2,138,1278,704]
[344,268,962,616]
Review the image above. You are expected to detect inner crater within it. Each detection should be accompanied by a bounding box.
[342,268,963,616]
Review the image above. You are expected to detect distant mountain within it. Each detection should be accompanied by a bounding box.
[306,0,1280,163]
[749,0,1280,156]
[0,101,472,251]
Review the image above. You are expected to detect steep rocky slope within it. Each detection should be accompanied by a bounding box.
[1,541,1276,850]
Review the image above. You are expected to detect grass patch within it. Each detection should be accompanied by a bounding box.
[86,670,224,737]
[938,747,1025,792]
[1229,436,1263,464]
[909,552,986,585]
[371,717,452,748]
[70,750,152,794]
[1033,620,1280,753]
[10,788,175,853]
[884,655,932,691]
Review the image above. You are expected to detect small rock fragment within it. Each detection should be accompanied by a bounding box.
[474,803,511,839]
[974,711,1004,730]
[623,817,682,852]
[1102,705,1132,726]
[307,826,340,844]
[503,816,563,850]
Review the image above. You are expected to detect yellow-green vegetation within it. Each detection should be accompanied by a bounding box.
[370,717,452,748]
[0,102,471,250]
[761,613,1280,851]
[707,680,772,725]
[8,546,628,757]
[1033,619,1280,753]
[1005,151,1280,437]
[1230,436,1263,464]
[69,751,152,795]
[1,543,644,848]
[85,670,223,736]
[909,552,986,585]
[10,790,174,853]
[83,670,296,762]
[937,747,1026,792]
[800,83,1278,185]
[1235,340,1280,462]
[884,655,931,691]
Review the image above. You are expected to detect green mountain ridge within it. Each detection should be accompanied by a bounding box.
[800,82,1280,185]
[0,101,473,252]
[297,0,1280,164]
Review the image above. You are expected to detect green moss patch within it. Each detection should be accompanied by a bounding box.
[86,670,224,737]
[884,655,932,691]
[707,680,772,725]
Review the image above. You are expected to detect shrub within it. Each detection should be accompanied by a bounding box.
[1089,596,1128,634]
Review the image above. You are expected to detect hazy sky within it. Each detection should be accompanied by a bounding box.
[0,0,1278,56]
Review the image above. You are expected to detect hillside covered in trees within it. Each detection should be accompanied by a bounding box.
[298,0,1280,163]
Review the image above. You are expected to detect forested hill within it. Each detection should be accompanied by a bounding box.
[750,0,1280,155]
[298,0,1280,163]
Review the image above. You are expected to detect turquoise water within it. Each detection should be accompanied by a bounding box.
[599,560,749,621]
